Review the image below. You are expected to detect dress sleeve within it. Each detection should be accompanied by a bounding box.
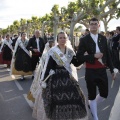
[44,56,56,80]
[70,55,83,67]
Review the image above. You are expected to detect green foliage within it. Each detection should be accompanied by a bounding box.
[1,0,119,35]
[1,29,8,35]
[51,4,60,14]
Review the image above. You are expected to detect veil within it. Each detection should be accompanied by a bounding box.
[29,42,51,100]
[54,32,74,51]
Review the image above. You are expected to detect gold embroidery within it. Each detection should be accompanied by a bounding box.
[53,52,64,65]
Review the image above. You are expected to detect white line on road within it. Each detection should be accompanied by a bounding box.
[102,105,110,111]
[14,80,23,91]
[5,96,22,102]
[23,94,34,109]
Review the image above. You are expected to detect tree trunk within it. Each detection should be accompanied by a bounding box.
[41,22,46,38]
[27,25,30,38]
[69,21,76,47]
[103,21,108,33]
[26,29,29,38]
[53,22,58,40]
[104,24,108,33]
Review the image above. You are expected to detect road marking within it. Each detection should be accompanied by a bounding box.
[14,80,23,91]
[23,94,34,108]
[5,90,13,92]
[5,96,21,102]
[102,105,110,111]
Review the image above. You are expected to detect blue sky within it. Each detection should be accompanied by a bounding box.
[0,0,119,31]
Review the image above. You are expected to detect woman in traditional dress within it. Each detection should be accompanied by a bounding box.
[27,37,55,102]
[0,35,4,64]
[0,34,13,68]
[12,32,32,80]
[32,32,88,120]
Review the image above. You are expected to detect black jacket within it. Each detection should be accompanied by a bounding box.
[12,37,18,48]
[112,34,120,50]
[27,36,45,56]
[76,33,114,73]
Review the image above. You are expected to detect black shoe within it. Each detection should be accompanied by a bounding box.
[20,77,25,81]
[32,76,34,80]
[7,64,10,68]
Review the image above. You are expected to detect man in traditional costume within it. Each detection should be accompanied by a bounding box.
[76,18,116,120]
[27,30,45,79]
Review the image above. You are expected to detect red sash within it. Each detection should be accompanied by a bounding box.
[32,52,41,56]
[86,59,106,68]
[0,52,3,64]
[3,60,11,65]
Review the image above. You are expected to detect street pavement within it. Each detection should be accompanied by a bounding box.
[0,64,120,120]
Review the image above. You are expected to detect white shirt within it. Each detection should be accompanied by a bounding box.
[75,36,80,47]
[90,33,100,53]
[36,38,40,52]
[90,33,104,65]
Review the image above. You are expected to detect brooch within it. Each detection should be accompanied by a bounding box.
[98,37,101,42]
[59,53,63,57]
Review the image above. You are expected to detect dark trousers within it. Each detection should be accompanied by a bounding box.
[112,49,120,70]
[85,68,108,100]
[31,55,39,71]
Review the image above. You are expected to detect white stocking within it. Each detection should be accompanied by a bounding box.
[96,94,105,105]
[89,99,98,120]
